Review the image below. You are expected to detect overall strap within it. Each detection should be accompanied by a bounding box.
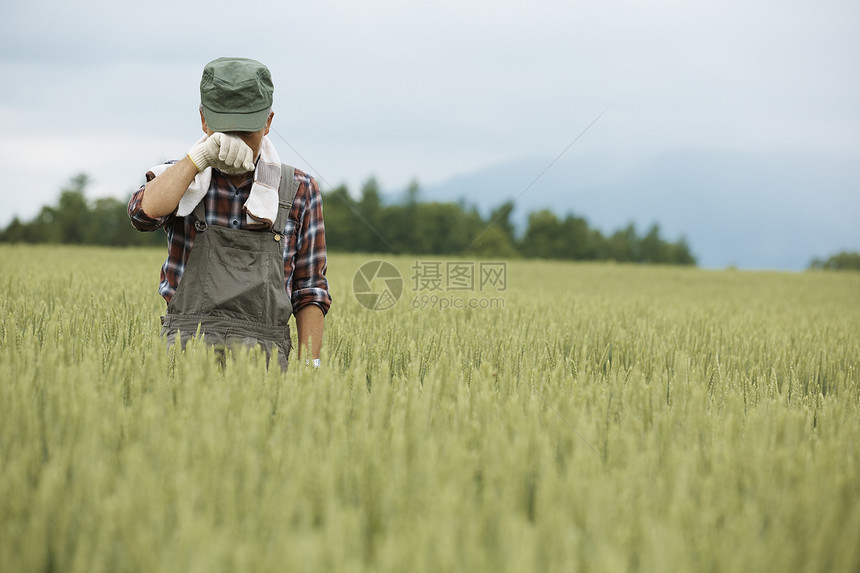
[273,163,300,233]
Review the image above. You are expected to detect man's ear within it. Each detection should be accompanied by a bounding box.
[263,111,274,136]
[200,107,212,135]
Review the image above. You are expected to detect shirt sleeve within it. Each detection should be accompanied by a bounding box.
[127,168,174,231]
[285,172,332,315]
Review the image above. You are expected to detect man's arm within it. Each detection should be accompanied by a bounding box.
[140,157,199,217]
[140,134,256,217]
[295,304,324,360]
[285,170,332,363]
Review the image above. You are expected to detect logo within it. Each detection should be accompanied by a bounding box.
[353,261,403,311]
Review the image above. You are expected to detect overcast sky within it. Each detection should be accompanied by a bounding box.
[1,0,858,263]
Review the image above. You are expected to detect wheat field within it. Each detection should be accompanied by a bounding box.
[1,244,858,572]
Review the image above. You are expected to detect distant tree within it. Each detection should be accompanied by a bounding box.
[488,201,516,244]
[411,202,483,254]
[0,217,24,243]
[402,179,423,250]
[468,224,519,258]
[387,179,421,252]
[520,209,565,259]
[57,174,90,244]
[405,179,420,207]
[809,251,860,271]
[667,236,696,266]
[87,197,153,246]
[560,213,599,260]
[375,179,491,256]
[320,184,356,251]
[29,205,63,243]
[640,223,668,263]
[358,178,385,252]
[605,223,640,263]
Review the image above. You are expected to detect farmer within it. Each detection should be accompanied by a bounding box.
[128,57,331,370]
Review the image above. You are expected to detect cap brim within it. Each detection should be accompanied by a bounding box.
[202,106,269,133]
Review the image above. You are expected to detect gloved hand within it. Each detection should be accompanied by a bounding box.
[187,133,256,174]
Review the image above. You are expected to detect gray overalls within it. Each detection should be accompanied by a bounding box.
[161,164,300,371]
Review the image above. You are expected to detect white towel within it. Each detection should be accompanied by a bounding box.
[149,135,282,229]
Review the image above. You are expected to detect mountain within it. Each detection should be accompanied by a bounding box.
[413,150,860,270]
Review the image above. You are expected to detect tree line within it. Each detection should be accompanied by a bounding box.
[1,173,698,265]
[808,251,860,272]
[0,175,162,247]
[319,178,696,264]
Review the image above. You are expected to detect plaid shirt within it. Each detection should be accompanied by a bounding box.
[128,164,331,316]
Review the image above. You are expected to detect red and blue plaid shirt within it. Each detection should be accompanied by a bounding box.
[128,164,331,315]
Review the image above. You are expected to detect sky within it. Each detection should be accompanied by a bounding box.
[1,0,858,268]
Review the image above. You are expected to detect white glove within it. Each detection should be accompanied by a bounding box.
[187,133,256,174]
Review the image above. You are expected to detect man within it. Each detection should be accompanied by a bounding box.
[128,57,331,370]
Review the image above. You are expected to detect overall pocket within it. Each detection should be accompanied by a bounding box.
[203,245,270,321]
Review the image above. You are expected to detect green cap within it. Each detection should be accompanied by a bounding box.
[200,57,274,132]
